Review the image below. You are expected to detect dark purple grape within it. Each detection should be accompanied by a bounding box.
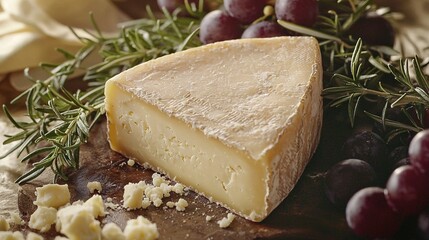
[418,208,429,240]
[324,159,377,208]
[342,130,387,172]
[275,0,319,27]
[224,0,266,24]
[157,0,199,12]
[346,187,403,238]
[386,165,429,216]
[241,21,288,38]
[384,146,409,181]
[348,15,395,47]
[424,109,429,129]
[409,130,429,173]
[392,157,410,171]
[388,146,409,165]
[199,10,243,44]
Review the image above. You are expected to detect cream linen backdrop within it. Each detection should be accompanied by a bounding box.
[0,0,129,220]
[0,0,129,90]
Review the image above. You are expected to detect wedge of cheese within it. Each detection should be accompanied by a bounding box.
[105,37,323,222]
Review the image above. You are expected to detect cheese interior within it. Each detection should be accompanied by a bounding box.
[107,86,268,219]
[105,37,323,222]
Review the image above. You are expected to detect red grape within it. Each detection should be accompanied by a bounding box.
[224,0,266,24]
[386,165,429,216]
[241,21,288,38]
[324,159,377,208]
[348,15,395,47]
[346,187,403,238]
[275,0,319,27]
[409,129,429,173]
[157,0,199,13]
[199,10,243,44]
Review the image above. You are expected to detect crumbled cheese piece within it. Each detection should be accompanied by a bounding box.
[56,205,101,240]
[159,183,172,197]
[166,201,175,208]
[107,197,113,202]
[141,198,151,209]
[175,198,188,212]
[145,186,163,202]
[123,216,159,240]
[101,222,125,240]
[105,202,120,211]
[123,181,146,210]
[10,212,24,225]
[83,195,105,218]
[33,184,70,209]
[217,213,235,228]
[87,181,102,194]
[29,206,57,232]
[152,198,163,208]
[72,200,84,206]
[26,232,44,240]
[0,215,10,231]
[127,159,135,167]
[205,215,213,222]
[152,173,167,187]
[54,237,69,240]
[172,183,184,195]
[0,231,24,240]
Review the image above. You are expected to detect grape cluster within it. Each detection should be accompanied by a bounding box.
[198,0,319,44]
[325,128,429,238]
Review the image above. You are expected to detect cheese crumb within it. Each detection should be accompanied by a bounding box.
[175,198,188,212]
[87,181,102,194]
[160,183,172,197]
[153,198,163,208]
[102,222,125,240]
[0,231,24,240]
[0,215,10,231]
[217,213,235,228]
[123,181,146,210]
[172,183,184,194]
[152,173,167,187]
[54,237,69,240]
[124,216,159,240]
[26,232,44,240]
[127,159,135,167]
[10,212,24,225]
[205,215,213,222]
[29,206,57,232]
[145,186,163,202]
[141,198,151,209]
[56,205,101,240]
[166,201,175,208]
[83,194,105,218]
[33,184,70,209]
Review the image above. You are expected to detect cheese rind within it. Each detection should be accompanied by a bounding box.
[105,37,323,221]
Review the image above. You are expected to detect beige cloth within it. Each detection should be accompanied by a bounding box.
[0,0,129,90]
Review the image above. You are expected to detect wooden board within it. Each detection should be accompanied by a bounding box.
[15,108,358,239]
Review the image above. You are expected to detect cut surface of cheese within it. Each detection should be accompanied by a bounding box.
[104,37,323,222]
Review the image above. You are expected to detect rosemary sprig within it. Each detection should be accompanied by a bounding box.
[1,6,203,184]
[278,0,429,139]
